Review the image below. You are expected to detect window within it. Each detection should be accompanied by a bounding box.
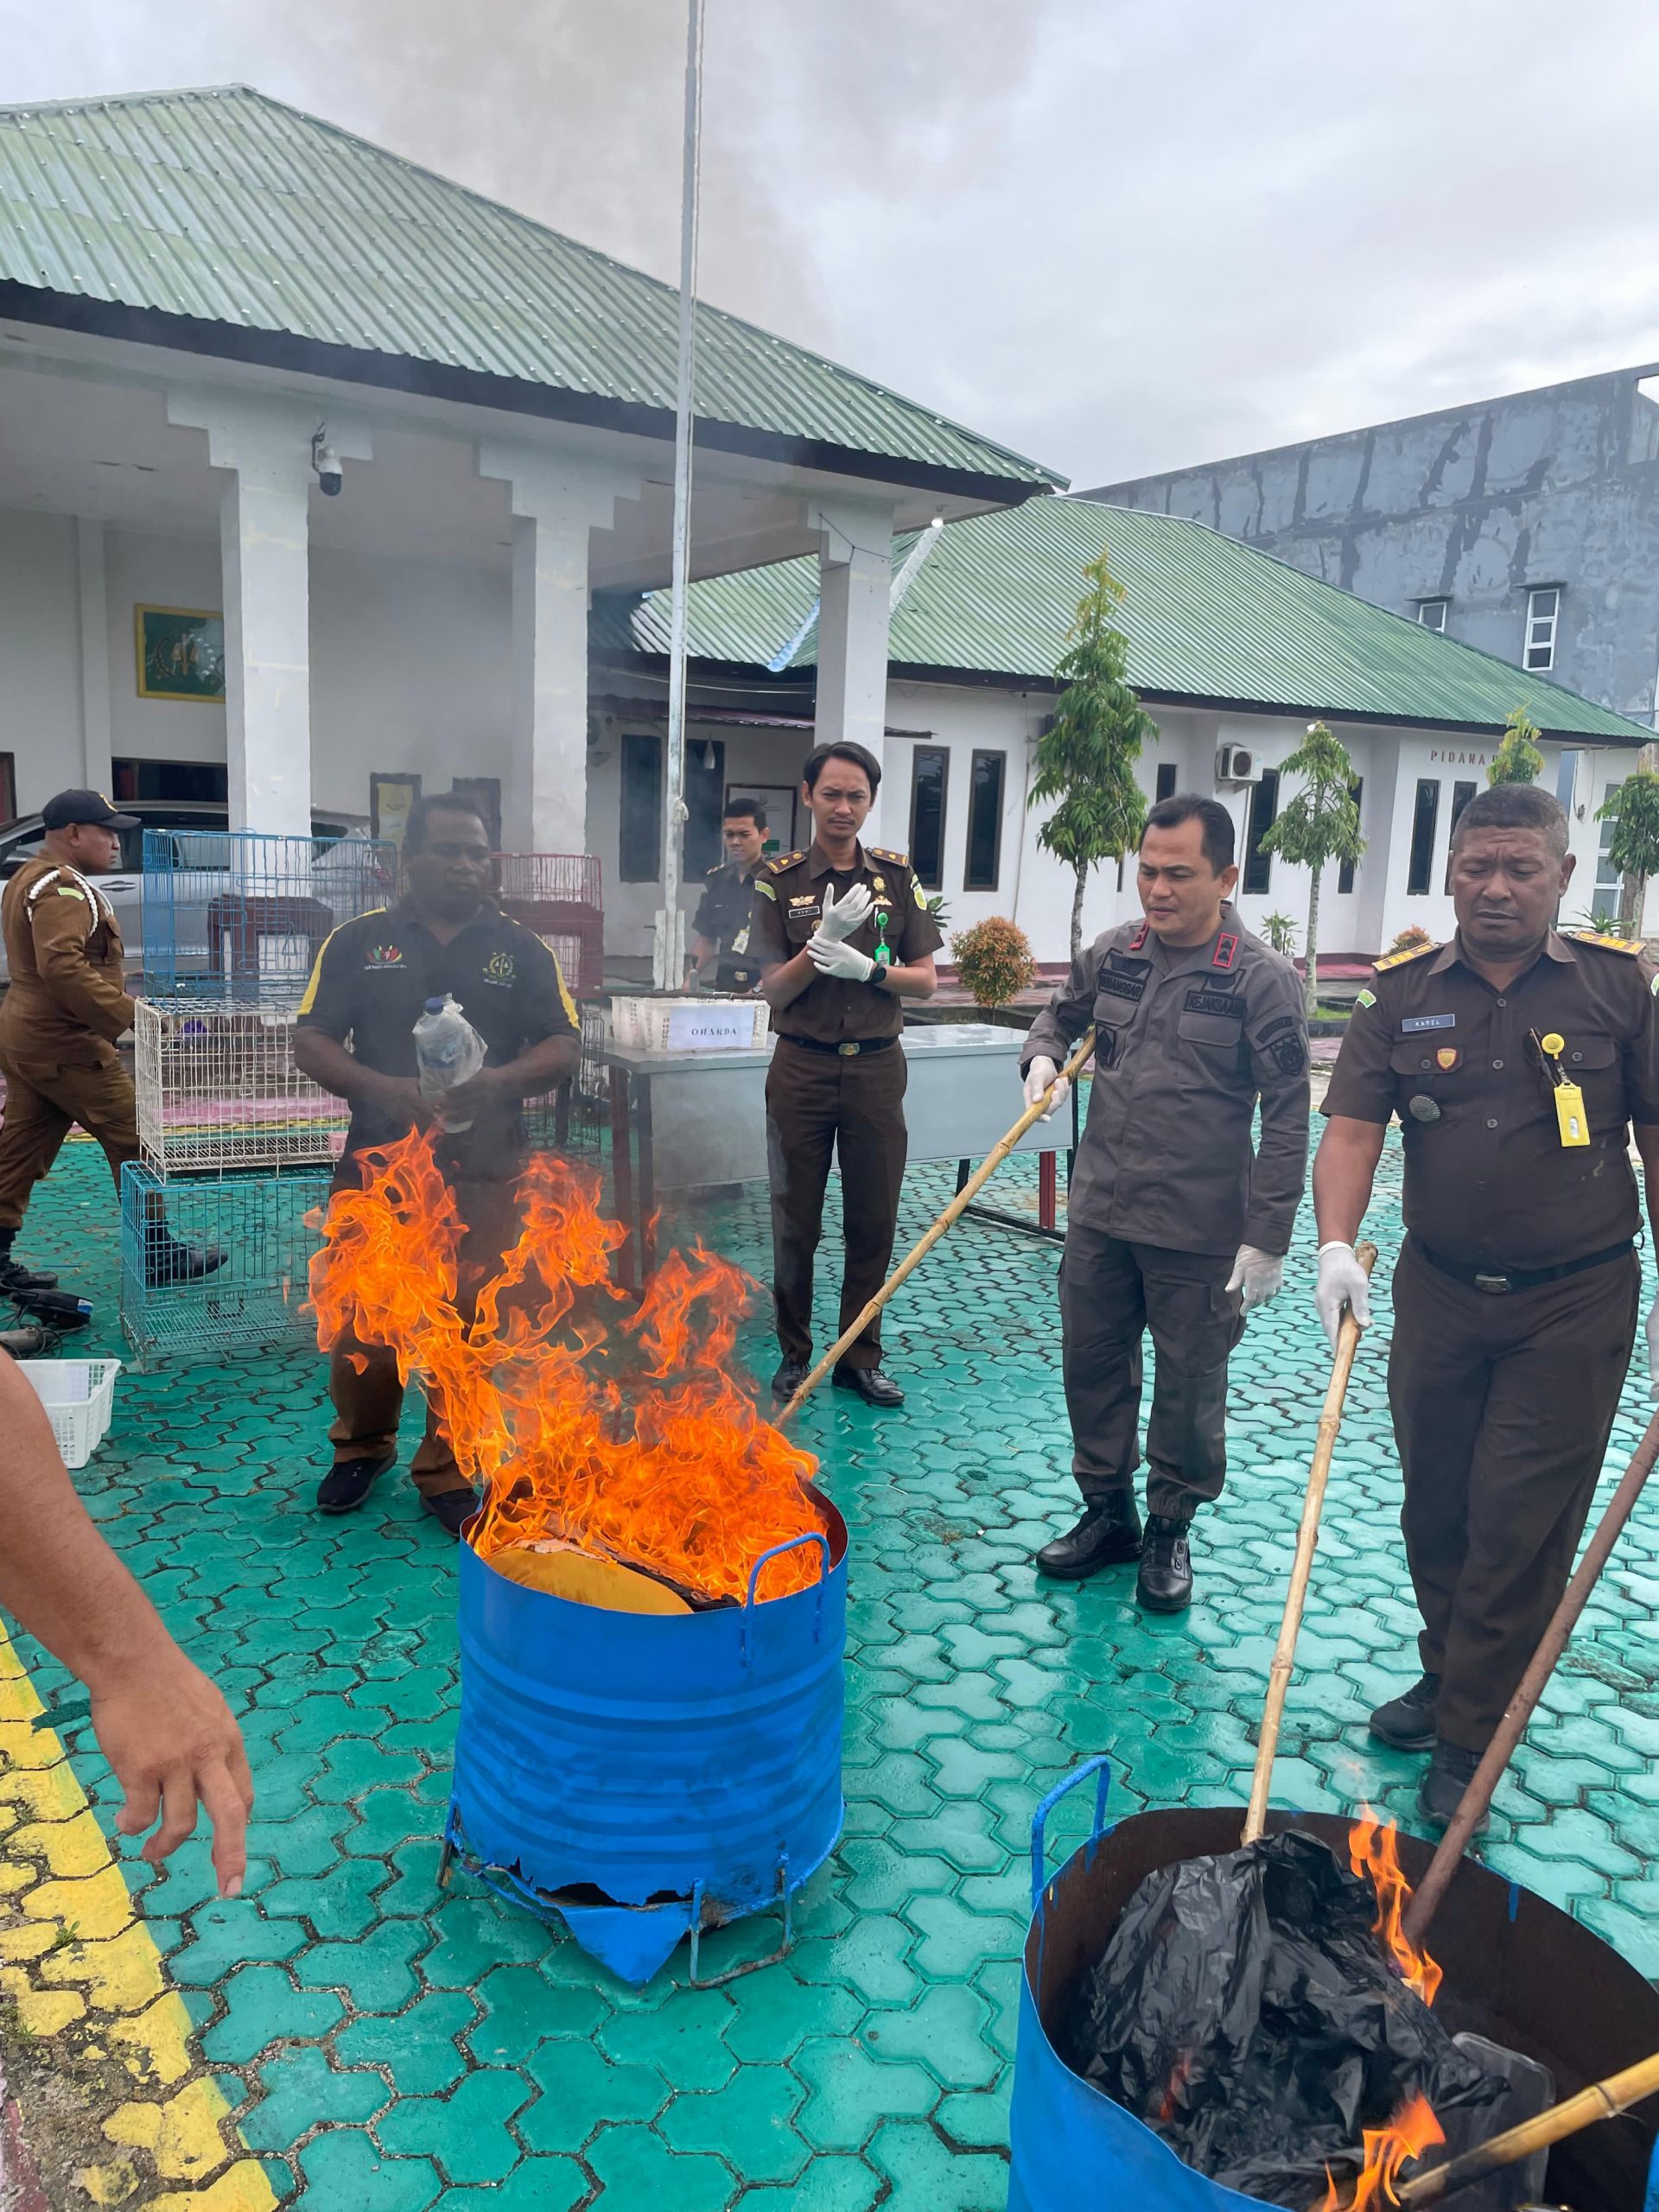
[112,759,226,804]
[1593,780,1623,920]
[1407,779,1441,895]
[908,747,949,890]
[1524,586,1560,671]
[683,736,726,874]
[1444,779,1478,890]
[1338,778,1363,893]
[1556,750,1580,810]
[964,750,1006,891]
[1154,762,1179,802]
[1415,599,1448,632]
[1243,767,1280,894]
[0,753,16,825]
[620,732,663,881]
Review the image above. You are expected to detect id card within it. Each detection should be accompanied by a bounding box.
[1554,1081,1589,1148]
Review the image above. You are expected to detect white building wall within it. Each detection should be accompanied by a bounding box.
[0,510,83,808]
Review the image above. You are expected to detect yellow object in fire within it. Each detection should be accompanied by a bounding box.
[489,1543,693,1614]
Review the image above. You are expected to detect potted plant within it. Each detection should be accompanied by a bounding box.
[951,917,1038,1017]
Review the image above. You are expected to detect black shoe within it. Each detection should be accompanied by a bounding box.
[1033,1495,1143,1580]
[833,1364,905,1408]
[144,1234,227,1288]
[316,1451,395,1515]
[423,1489,476,1537]
[1136,1514,1193,1613]
[1418,1738,1487,1835]
[771,1358,810,1402]
[0,1255,58,1294]
[1369,1671,1441,1752]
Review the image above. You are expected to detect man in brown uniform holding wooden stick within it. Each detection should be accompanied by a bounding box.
[1315,780,1659,1827]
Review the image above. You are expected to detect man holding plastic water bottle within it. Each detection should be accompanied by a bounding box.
[294,795,580,1532]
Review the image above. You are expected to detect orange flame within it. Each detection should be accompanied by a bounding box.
[1317,2093,1443,2211]
[1348,1812,1442,2007]
[308,1130,826,1603]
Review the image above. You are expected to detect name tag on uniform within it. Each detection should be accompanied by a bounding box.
[1097,969,1146,1002]
[1184,988,1244,1018]
[1401,1013,1455,1033]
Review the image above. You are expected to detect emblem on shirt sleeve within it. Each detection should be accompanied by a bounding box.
[1435,1046,1460,1071]
[1269,1035,1306,1075]
[912,879,929,909]
[1355,988,1376,1009]
[754,880,777,901]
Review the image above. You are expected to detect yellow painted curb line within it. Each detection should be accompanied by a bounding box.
[0,1630,276,2207]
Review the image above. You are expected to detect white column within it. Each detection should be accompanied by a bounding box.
[812,496,895,840]
[166,391,372,838]
[74,518,112,796]
[476,444,640,854]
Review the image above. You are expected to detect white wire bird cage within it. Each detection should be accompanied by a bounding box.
[134,1001,346,1175]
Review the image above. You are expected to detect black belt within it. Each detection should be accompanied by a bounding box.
[779,1033,897,1058]
[1417,1237,1635,1295]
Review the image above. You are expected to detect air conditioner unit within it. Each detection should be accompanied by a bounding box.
[1216,744,1262,785]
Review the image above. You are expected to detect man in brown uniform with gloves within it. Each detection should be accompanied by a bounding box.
[0,789,219,1293]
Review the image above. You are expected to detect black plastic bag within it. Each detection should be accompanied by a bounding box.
[1061,1830,1504,2205]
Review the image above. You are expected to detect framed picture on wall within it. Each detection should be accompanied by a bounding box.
[728,783,798,855]
[135,606,226,702]
[371,772,423,846]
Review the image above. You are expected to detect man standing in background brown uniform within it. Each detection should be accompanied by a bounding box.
[749,741,942,1408]
[0,789,219,1293]
[1315,781,1659,1827]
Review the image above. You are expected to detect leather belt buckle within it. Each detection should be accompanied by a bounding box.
[1473,1271,1511,1295]
[838,1041,859,1057]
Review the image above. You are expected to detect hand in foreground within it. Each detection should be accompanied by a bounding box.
[94,1649,253,1897]
[815,882,874,942]
[806,933,875,982]
[1646,1295,1659,1401]
[1314,1240,1373,1350]
[1022,1055,1069,1121]
[1225,1244,1285,1313]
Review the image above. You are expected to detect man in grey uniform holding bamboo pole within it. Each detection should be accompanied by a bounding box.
[1021,794,1310,1611]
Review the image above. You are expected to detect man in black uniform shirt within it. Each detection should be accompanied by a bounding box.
[1315,782,1659,1824]
[748,741,943,1408]
[688,797,768,993]
[295,794,581,1531]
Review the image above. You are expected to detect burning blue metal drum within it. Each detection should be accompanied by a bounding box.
[1007,1759,1659,2212]
[446,1489,848,1986]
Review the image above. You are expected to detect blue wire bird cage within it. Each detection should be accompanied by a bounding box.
[140,830,397,1002]
[119,1163,332,1364]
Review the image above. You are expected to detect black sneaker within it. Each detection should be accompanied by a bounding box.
[1033,1496,1143,1580]
[423,1489,476,1537]
[144,1234,228,1288]
[316,1452,395,1515]
[771,1358,810,1402]
[1136,1514,1193,1613]
[1418,1738,1487,1835]
[833,1364,905,1408]
[0,1255,58,1294]
[1369,1672,1441,1752]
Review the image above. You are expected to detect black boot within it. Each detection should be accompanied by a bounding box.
[1418,1738,1487,1834]
[0,1231,56,1294]
[1369,1671,1440,1751]
[144,1229,228,1288]
[1033,1494,1143,1580]
[1135,1513,1193,1613]
[771,1357,810,1402]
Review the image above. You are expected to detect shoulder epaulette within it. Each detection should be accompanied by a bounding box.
[706,861,725,878]
[868,847,908,867]
[1374,939,1440,971]
[762,851,804,876]
[1567,928,1644,954]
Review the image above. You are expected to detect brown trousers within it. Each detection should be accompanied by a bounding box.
[766,1038,907,1370]
[327,1172,520,1500]
[1389,1233,1641,1752]
[0,1052,139,1230]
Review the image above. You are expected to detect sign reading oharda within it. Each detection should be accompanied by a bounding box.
[1427,748,1491,766]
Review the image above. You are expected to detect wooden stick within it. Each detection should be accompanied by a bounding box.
[1395,2047,1659,2205]
[1241,1243,1377,1847]
[1401,1396,1659,1948]
[775,1027,1096,1424]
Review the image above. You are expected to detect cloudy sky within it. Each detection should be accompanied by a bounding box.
[5,0,1659,486]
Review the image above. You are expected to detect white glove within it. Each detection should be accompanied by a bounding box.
[806,933,875,982]
[816,882,874,942]
[1225,1244,1284,1313]
[1315,1240,1373,1351]
[1023,1055,1069,1122]
[1646,1296,1659,1401]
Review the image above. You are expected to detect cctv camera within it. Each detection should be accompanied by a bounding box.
[311,428,343,498]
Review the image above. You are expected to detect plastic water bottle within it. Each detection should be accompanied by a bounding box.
[413,994,486,1132]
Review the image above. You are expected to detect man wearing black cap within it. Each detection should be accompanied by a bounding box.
[0,791,220,1290]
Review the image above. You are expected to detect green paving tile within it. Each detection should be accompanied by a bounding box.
[239,2047,388,2152]
[513,2041,667,2155]
[435,2162,588,2212]
[375,2067,533,2183]
[582,2122,735,2211]
[598,1984,737,2091]
[201,1965,346,2065]
[334,1990,480,2094]
[657,2066,810,2183]
[791,2037,938,2152]
[296,2132,441,2210]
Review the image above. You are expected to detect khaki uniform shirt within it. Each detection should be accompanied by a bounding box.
[1323,929,1659,1270]
[748,841,944,1044]
[1023,905,1310,1255]
[0,857,134,1072]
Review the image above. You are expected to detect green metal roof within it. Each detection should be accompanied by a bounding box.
[624,498,1650,741]
[0,86,1062,498]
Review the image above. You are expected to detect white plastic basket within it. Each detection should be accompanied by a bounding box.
[609,995,770,1052]
[19,1358,122,1470]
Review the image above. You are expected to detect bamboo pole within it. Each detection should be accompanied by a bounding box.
[1394,2047,1659,2206]
[1241,1243,1376,1847]
[1401,1397,1659,1948]
[775,1027,1096,1425]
